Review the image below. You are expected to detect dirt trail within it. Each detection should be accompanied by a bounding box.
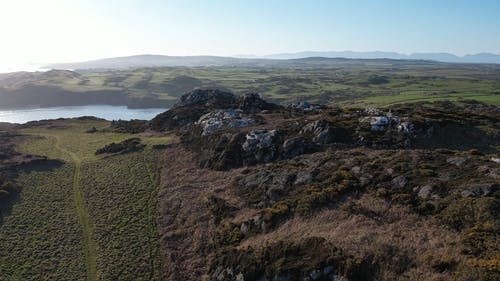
[47,134,98,281]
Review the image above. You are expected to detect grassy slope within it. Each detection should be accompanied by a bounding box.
[0,119,169,281]
[0,163,86,280]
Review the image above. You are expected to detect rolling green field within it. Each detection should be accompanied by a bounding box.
[0,119,169,280]
[78,63,500,107]
[72,65,500,107]
[1,60,499,108]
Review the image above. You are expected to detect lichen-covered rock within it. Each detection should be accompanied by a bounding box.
[300,120,336,145]
[242,130,278,152]
[358,112,414,135]
[151,89,282,132]
[196,109,257,135]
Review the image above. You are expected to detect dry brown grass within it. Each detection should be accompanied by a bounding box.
[238,193,465,281]
[158,140,244,281]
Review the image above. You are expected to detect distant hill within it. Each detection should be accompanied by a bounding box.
[44,55,266,70]
[43,52,500,70]
[43,55,453,71]
[259,51,500,64]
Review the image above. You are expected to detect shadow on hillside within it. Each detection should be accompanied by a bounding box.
[0,159,64,224]
[414,122,500,154]
[18,159,65,173]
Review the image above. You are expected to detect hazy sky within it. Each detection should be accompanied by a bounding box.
[1,0,499,71]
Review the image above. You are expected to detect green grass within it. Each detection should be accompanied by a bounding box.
[46,134,97,280]
[348,91,500,107]
[0,119,170,280]
[0,163,86,280]
[4,63,499,109]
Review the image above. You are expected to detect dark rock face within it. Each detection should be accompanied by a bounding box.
[150,105,208,131]
[175,89,238,109]
[239,93,280,113]
[282,137,305,159]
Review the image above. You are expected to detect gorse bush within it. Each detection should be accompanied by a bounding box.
[295,169,355,215]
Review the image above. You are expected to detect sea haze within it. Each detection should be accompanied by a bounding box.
[0,105,167,124]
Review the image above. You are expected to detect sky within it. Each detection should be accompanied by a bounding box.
[0,0,499,71]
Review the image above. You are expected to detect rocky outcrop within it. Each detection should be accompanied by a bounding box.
[156,99,500,281]
[360,115,413,134]
[197,109,258,136]
[242,130,280,164]
[150,89,282,132]
[290,101,323,112]
[282,137,305,159]
[175,89,239,108]
[239,93,280,113]
[300,120,337,145]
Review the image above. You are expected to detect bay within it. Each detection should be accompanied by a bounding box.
[0,105,167,124]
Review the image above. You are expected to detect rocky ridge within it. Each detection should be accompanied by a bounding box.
[148,89,499,281]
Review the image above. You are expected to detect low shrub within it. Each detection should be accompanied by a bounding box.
[210,237,374,281]
[208,195,238,225]
[437,198,499,231]
[95,138,145,155]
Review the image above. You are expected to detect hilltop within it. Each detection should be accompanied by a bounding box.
[149,89,499,280]
[152,90,499,280]
[0,89,498,280]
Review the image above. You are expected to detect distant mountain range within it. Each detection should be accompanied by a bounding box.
[43,51,500,70]
[246,51,500,64]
